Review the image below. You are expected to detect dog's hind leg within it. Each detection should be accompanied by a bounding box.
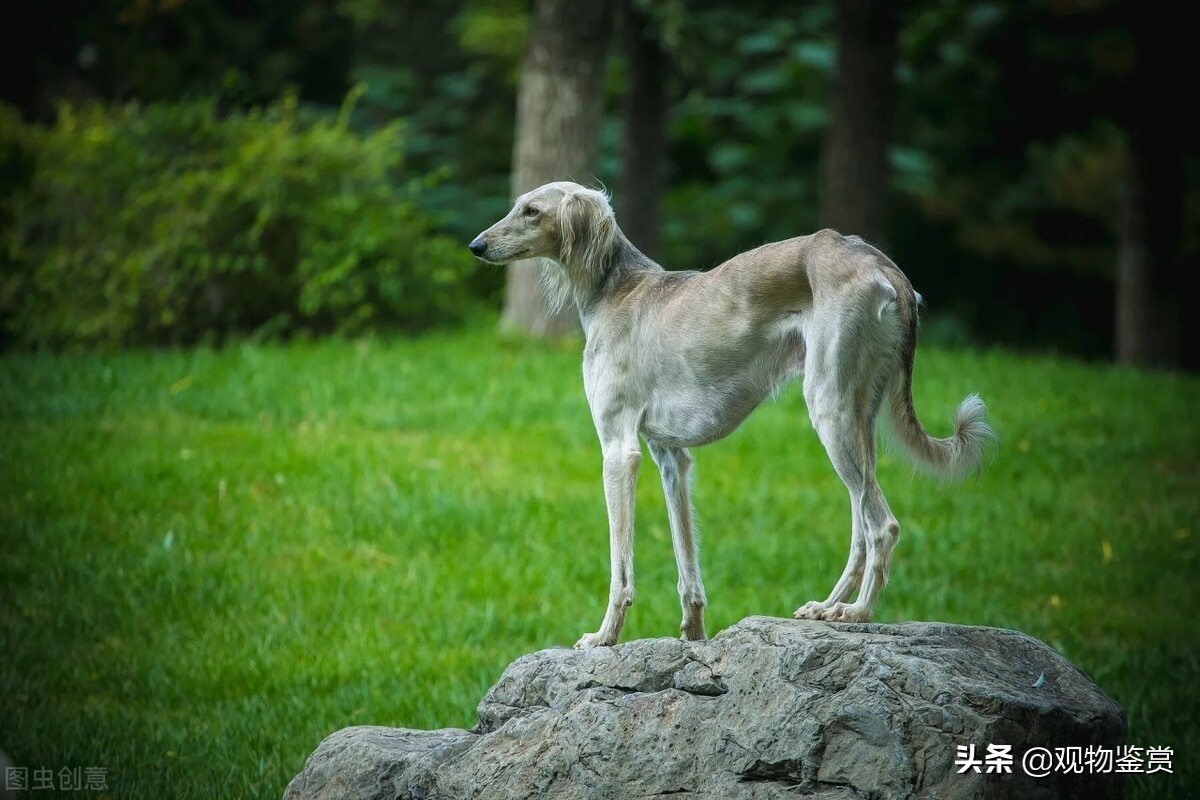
[794,399,896,623]
[649,442,707,641]
[842,475,900,622]
[811,408,899,624]
[798,406,900,623]
[793,492,866,619]
[794,299,900,623]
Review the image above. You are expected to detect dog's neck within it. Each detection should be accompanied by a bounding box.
[570,229,661,321]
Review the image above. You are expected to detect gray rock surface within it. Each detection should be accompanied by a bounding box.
[285,617,1126,799]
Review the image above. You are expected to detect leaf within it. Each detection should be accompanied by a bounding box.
[790,41,834,71]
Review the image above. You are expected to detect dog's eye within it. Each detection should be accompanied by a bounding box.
[524,206,539,218]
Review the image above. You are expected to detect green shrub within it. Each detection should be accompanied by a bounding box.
[0,90,478,347]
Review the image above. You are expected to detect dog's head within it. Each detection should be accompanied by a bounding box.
[467,182,615,271]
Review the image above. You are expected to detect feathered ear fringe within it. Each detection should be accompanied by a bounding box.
[558,189,616,285]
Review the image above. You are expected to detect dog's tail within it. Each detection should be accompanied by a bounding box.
[885,282,995,480]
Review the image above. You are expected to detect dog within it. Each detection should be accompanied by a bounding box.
[469,181,994,649]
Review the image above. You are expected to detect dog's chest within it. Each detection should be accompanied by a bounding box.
[582,325,803,447]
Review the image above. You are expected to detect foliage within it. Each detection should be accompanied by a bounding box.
[6,0,354,116]
[0,91,479,348]
[5,0,1199,358]
[890,0,1164,357]
[655,5,835,270]
[1,324,1198,798]
[347,1,523,257]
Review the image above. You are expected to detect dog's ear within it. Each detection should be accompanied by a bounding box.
[558,189,616,274]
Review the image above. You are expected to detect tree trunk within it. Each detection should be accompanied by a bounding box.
[500,0,615,337]
[821,0,897,249]
[1115,15,1182,368]
[618,0,668,261]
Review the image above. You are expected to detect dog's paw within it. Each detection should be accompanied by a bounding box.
[792,600,828,620]
[574,631,615,650]
[680,619,707,642]
[818,602,871,623]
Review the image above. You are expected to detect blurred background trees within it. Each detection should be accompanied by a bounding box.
[500,0,614,337]
[0,0,1194,367]
[822,0,896,250]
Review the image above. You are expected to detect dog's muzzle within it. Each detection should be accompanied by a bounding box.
[468,238,487,258]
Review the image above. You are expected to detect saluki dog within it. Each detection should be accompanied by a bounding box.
[469,182,994,649]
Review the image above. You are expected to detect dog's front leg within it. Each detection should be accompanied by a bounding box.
[648,442,707,641]
[575,442,641,649]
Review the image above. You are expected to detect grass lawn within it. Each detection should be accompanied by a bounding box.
[2,318,1198,799]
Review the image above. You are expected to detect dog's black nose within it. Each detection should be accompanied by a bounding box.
[468,238,487,257]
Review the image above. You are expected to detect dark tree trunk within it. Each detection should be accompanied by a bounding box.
[821,0,897,249]
[618,0,668,261]
[1115,15,1183,368]
[500,0,615,337]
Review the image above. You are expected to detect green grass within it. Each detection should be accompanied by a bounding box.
[2,319,1198,799]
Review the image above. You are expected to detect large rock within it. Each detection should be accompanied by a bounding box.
[286,617,1125,799]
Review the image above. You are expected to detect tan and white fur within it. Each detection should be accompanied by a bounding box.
[469,182,994,650]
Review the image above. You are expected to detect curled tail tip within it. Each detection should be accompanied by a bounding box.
[954,393,987,429]
[953,393,998,474]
